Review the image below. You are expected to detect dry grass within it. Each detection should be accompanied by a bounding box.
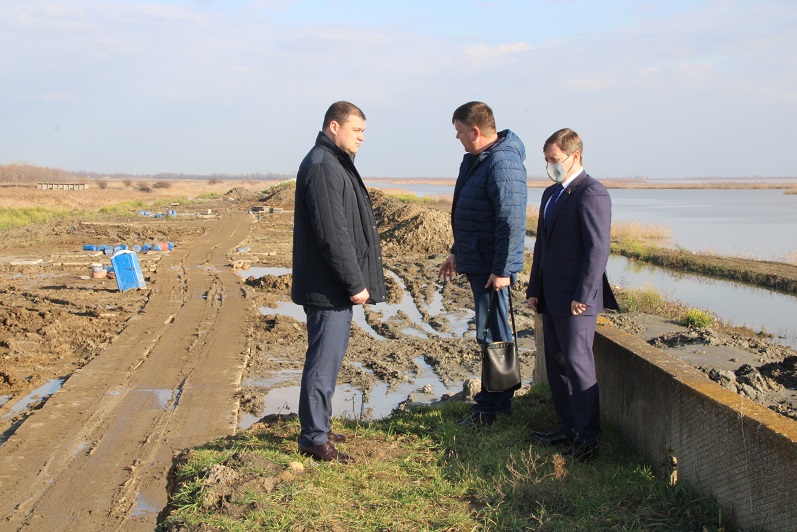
[611,221,672,244]
[0,179,280,212]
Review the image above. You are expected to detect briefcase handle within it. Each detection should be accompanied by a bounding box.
[484,288,517,345]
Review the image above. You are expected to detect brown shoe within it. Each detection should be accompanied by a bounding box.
[298,441,355,464]
[326,431,347,443]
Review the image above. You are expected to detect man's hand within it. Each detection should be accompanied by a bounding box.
[527,296,539,312]
[350,288,369,305]
[485,274,510,291]
[571,300,587,315]
[438,253,458,282]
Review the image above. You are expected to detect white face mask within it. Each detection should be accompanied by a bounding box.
[546,154,572,183]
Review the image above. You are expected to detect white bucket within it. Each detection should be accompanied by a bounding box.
[90,263,107,278]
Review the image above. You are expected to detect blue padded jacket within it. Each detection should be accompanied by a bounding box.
[451,129,528,276]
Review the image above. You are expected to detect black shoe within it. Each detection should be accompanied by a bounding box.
[459,412,496,427]
[527,428,574,446]
[563,440,600,462]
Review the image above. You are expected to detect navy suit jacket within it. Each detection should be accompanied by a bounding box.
[527,171,618,316]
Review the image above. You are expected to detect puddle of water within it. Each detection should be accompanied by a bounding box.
[3,378,66,418]
[378,271,440,338]
[250,267,457,340]
[237,267,485,430]
[238,356,467,430]
[259,301,387,340]
[134,388,178,410]
[72,441,90,457]
[426,286,445,315]
[243,370,303,388]
[131,493,160,518]
[401,328,428,338]
[260,301,307,322]
[237,267,292,278]
[0,395,11,408]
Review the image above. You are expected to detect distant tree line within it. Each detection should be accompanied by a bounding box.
[0,164,295,183]
[0,164,76,183]
[72,170,295,181]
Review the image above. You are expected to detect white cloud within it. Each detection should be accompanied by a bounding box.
[464,42,533,66]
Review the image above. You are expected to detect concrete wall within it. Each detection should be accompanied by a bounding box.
[534,314,797,531]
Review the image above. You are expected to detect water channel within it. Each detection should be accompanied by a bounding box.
[370,181,797,351]
[367,182,797,262]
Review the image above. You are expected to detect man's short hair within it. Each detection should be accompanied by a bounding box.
[544,128,583,160]
[323,101,366,130]
[451,101,496,133]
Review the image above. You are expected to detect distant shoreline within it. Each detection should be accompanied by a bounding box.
[365,176,797,190]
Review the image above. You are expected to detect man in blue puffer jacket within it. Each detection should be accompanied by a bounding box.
[439,101,528,426]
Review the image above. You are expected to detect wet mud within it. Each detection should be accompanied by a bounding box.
[1,183,796,446]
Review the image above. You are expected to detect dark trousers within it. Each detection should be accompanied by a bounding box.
[466,272,516,415]
[298,305,352,447]
[542,312,601,442]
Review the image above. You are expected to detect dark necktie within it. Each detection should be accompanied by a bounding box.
[545,184,565,226]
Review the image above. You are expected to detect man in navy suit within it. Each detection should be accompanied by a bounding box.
[526,128,618,461]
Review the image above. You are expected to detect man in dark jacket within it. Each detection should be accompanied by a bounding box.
[438,101,528,427]
[292,101,386,463]
[526,128,618,461]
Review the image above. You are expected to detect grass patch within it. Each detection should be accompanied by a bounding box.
[0,206,80,230]
[98,201,149,215]
[616,285,668,314]
[680,308,715,329]
[612,241,797,295]
[385,190,453,212]
[160,387,726,530]
[611,221,671,245]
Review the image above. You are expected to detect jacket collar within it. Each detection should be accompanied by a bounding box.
[315,131,355,164]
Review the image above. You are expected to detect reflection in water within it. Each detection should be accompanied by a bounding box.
[240,266,292,278]
[237,266,482,429]
[250,268,473,340]
[525,237,797,350]
[3,378,66,417]
[606,256,797,350]
[238,356,463,430]
[131,493,160,518]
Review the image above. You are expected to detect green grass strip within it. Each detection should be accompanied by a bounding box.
[160,386,726,531]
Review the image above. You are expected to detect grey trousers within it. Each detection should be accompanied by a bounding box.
[298,305,352,447]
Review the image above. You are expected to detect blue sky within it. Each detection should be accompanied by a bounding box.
[2,0,796,179]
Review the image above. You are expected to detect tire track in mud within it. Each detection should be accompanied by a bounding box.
[0,209,254,531]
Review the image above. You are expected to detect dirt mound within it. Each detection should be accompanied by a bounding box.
[257,181,296,208]
[225,187,261,202]
[369,189,452,256]
[245,273,291,291]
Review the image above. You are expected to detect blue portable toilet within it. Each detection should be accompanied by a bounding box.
[111,250,146,291]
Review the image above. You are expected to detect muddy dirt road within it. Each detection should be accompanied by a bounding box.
[0,208,254,530]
